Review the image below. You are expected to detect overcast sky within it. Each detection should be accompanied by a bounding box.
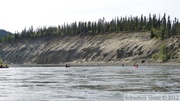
[0,0,179,33]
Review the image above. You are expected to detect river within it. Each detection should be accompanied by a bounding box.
[0,65,179,101]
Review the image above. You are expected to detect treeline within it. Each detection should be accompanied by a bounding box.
[1,13,180,42]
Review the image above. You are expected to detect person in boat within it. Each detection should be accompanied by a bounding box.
[133,63,138,68]
[65,64,70,68]
[0,65,8,68]
[5,65,8,68]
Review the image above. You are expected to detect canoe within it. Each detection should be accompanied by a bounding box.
[133,65,138,68]
[0,65,8,68]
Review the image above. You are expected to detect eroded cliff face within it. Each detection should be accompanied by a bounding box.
[0,32,180,64]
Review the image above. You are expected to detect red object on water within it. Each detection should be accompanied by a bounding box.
[133,65,138,68]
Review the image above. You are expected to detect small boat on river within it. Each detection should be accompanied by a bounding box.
[65,64,70,68]
[133,63,138,68]
[133,65,138,68]
[0,65,9,68]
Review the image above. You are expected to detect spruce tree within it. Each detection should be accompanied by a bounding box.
[167,15,171,37]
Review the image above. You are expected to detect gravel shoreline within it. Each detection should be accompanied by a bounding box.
[9,61,180,67]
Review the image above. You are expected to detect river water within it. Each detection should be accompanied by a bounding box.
[0,65,179,101]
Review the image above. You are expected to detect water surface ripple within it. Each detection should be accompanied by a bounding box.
[0,65,179,100]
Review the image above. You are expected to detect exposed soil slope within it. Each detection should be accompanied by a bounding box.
[0,32,180,64]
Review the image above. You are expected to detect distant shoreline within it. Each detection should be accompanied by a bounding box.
[9,62,180,67]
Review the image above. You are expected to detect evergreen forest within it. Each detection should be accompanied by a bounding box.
[1,13,180,42]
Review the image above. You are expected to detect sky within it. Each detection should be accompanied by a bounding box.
[0,0,180,33]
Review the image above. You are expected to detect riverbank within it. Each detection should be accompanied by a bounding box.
[1,32,180,64]
[9,61,180,67]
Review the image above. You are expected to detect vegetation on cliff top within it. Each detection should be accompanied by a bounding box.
[1,13,180,42]
[0,14,180,63]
